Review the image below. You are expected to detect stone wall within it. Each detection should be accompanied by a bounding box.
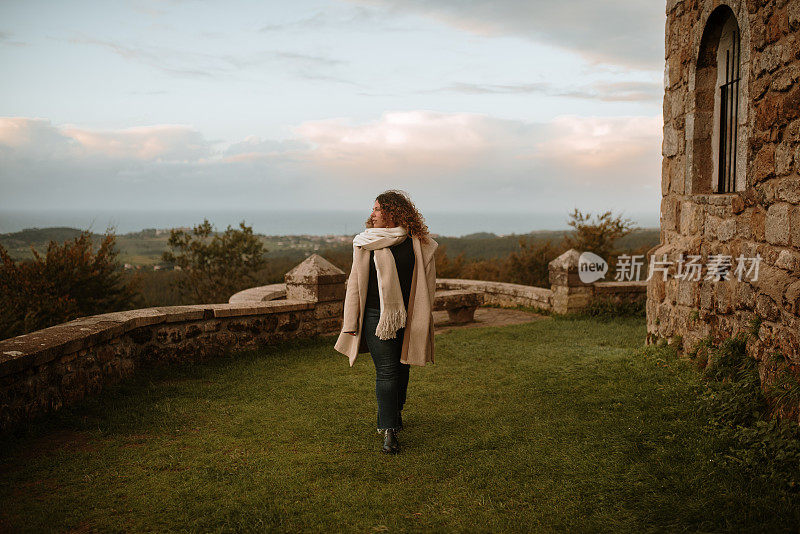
[231,249,648,316]
[434,278,553,310]
[2,250,648,435]
[0,255,345,435]
[650,1,800,364]
[228,283,286,303]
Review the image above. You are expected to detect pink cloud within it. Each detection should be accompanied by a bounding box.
[292,110,538,176]
[0,117,210,162]
[535,115,662,183]
[0,117,78,158]
[0,113,662,213]
[63,124,209,161]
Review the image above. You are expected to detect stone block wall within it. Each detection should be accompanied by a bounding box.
[233,249,647,316]
[0,255,345,435]
[435,279,554,310]
[437,248,647,313]
[2,249,648,434]
[650,1,800,364]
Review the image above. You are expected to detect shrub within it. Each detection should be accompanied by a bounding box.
[700,333,765,427]
[768,370,800,409]
[162,220,268,304]
[428,209,645,294]
[506,238,563,287]
[692,332,800,492]
[703,333,753,382]
[563,208,637,267]
[687,335,713,368]
[725,418,800,490]
[433,244,467,279]
[0,230,138,339]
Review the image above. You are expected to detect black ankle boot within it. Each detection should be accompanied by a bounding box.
[382,428,400,454]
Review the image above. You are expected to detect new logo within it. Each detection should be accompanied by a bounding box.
[578,252,608,283]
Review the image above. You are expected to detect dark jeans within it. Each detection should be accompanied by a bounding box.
[363,306,409,431]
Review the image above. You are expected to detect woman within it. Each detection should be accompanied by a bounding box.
[334,190,438,454]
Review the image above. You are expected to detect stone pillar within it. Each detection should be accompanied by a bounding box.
[285,254,347,334]
[548,249,594,314]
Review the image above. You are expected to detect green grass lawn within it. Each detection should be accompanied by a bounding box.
[1,315,798,532]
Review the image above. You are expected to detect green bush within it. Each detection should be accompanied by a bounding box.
[563,208,637,265]
[162,219,267,304]
[724,419,800,491]
[505,237,563,287]
[700,333,765,427]
[694,332,800,492]
[703,333,752,382]
[703,375,766,428]
[0,230,138,339]
[768,371,800,409]
[687,335,713,367]
[429,208,648,290]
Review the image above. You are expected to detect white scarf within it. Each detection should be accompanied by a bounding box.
[353,226,409,340]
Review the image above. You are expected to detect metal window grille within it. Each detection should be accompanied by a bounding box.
[718,29,740,193]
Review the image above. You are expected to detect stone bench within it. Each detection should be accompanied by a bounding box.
[433,290,484,324]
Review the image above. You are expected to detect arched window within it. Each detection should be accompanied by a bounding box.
[716,14,740,193]
[692,6,743,193]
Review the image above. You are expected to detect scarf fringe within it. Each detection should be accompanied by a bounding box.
[375,307,407,340]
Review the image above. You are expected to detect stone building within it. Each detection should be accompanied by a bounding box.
[648,0,800,361]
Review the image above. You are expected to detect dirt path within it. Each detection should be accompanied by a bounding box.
[433,306,549,334]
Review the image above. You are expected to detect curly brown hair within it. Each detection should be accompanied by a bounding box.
[364,189,431,244]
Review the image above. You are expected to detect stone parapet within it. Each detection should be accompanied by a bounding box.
[0,299,332,434]
[594,281,648,302]
[436,278,553,311]
[228,283,286,303]
[2,248,652,435]
[0,255,350,435]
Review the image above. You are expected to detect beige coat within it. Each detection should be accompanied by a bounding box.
[334,235,438,367]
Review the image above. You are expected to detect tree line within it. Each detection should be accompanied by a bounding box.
[0,210,653,340]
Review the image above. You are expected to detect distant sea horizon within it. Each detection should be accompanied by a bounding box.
[0,209,660,238]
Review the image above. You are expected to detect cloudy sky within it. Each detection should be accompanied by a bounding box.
[0,0,666,226]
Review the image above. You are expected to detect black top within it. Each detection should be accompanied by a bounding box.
[365,237,415,311]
